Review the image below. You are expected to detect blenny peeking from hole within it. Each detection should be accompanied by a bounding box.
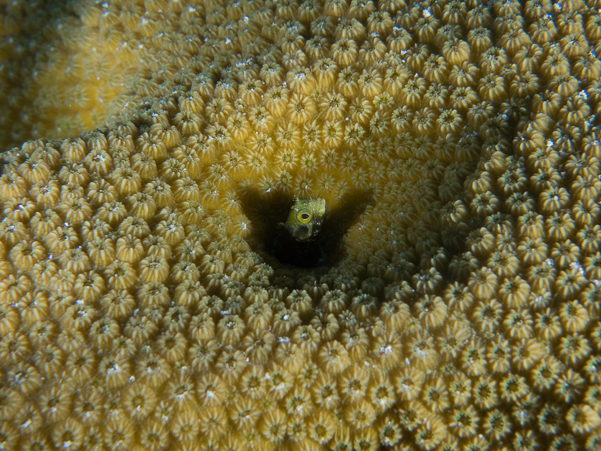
[273,197,327,267]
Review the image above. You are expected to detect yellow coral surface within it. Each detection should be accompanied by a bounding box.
[0,0,139,149]
[1,0,601,450]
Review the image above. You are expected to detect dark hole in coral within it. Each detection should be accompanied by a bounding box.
[238,187,373,269]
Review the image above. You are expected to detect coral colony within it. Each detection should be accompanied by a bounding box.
[1,0,601,450]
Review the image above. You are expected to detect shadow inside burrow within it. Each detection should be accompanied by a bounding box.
[237,187,374,269]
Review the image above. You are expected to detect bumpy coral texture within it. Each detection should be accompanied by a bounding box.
[0,0,139,150]
[1,0,601,450]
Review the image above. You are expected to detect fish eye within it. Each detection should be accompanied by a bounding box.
[297,211,311,223]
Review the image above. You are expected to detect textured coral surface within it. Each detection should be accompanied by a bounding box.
[1,0,601,450]
[0,0,139,150]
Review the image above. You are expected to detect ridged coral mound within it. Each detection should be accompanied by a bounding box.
[1,0,601,449]
[0,0,139,150]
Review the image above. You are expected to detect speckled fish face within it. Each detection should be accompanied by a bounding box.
[285,197,326,242]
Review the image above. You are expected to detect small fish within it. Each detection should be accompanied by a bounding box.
[283,197,326,242]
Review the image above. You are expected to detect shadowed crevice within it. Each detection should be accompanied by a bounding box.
[237,186,374,268]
